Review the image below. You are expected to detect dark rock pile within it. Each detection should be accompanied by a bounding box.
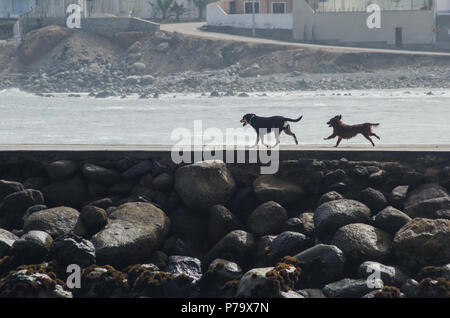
[0,155,449,298]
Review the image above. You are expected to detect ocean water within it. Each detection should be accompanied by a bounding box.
[0,88,449,145]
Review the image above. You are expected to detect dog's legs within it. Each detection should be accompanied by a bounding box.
[334,137,343,147]
[324,133,336,140]
[371,132,381,140]
[284,126,298,145]
[251,134,261,147]
[363,134,375,147]
[273,132,281,148]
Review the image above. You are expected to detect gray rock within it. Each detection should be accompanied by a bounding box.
[297,289,326,298]
[331,223,392,263]
[433,209,450,220]
[12,230,53,262]
[140,75,155,85]
[208,205,242,246]
[359,187,389,213]
[322,278,383,298]
[50,235,95,267]
[255,235,276,266]
[208,258,243,281]
[82,163,121,185]
[318,191,344,206]
[0,228,18,257]
[248,201,288,236]
[294,244,346,284]
[253,175,304,206]
[393,218,450,270]
[80,205,108,235]
[0,189,45,229]
[121,160,154,179]
[48,160,78,181]
[391,185,409,209]
[280,290,305,298]
[152,173,174,192]
[24,207,86,239]
[21,204,48,226]
[268,231,312,259]
[314,199,371,238]
[91,202,170,267]
[165,255,202,282]
[236,267,273,297]
[0,180,24,201]
[357,261,409,285]
[297,213,315,236]
[174,160,236,213]
[404,183,450,218]
[371,206,411,234]
[42,176,88,208]
[204,230,256,267]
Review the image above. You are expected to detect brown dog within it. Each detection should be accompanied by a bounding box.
[324,115,380,147]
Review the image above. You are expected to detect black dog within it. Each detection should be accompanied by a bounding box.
[240,113,303,147]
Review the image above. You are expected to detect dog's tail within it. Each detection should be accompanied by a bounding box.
[284,115,303,122]
[369,123,380,127]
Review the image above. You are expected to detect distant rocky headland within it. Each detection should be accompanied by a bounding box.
[0,150,449,298]
[1,26,450,97]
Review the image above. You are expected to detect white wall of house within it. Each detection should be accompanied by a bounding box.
[437,0,450,13]
[207,3,293,29]
[292,0,436,44]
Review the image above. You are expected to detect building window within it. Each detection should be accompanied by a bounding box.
[272,2,286,13]
[244,1,260,14]
[229,1,236,14]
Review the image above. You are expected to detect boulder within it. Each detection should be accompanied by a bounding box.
[152,173,174,192]
[42,176,88,208]
[164,255,202,282]
[208,258,243,281]
[23,207,86,239]
[50,235,95,267]
[204,230,256,267]
[359,187,389,213]
[121,160,155,179]
[0,180,24,201]
[331,223,392,263]
[393,218,450,270]
[80,205,108,235]
[371,206,411,234]
[0,228,18,257]
[12,230,53,263]
[318,191,344,206]
[357,261,409,286]
[314,199,371,239]
[0,189,45,229]
[90,202,170,267]
[297,289,326,298]
[248,201,288,236]
[174,160,236,213]
[208,205,242,246]
[268,231,312,260]
[404,183,450,218]
[253,175,304,206]
[229,186,258,218]
[294,244,346,285]
[322,278,383,298]
[297,213,315,236]
[391,185,409,209]
[47,160,78,181]
[82,163,121,185]
[22,204,47,224]
[236,267,273,297]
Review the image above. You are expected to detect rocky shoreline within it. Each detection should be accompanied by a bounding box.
[1,65,450,98]
[0,153,449,298]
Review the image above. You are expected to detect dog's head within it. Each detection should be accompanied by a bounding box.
[240,113,255,127]
[327,115,342,127]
